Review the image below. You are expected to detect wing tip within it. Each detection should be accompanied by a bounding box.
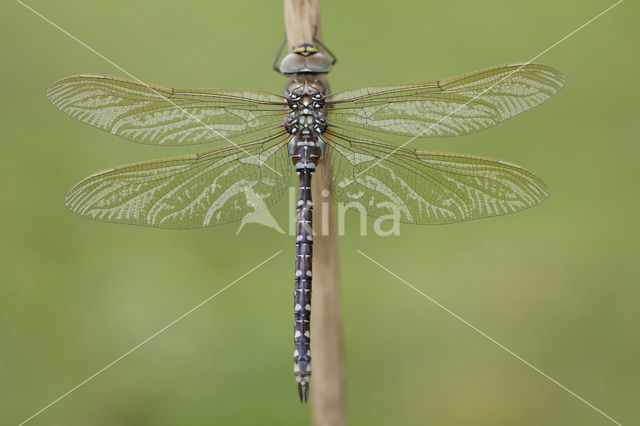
[504,62,566,90]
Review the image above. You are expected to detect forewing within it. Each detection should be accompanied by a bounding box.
[327,63,564,138]
[325,130,549,224]
[65,135,291,228]
[47,75,286,146]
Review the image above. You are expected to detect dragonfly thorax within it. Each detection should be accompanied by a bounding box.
[285,80,327,172]
[285,80,327,136]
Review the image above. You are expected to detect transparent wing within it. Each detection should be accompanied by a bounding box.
[327,63,564,138]
[325,129,548,224]
[47,75,287,146]
[65,133,291,229]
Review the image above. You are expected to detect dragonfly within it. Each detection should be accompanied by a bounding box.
[47,40,564,403]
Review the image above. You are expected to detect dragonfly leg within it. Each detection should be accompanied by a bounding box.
[272,35,287,73]
[312,26,337,65]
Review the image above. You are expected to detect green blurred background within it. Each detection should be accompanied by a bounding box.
[1,0,638,424]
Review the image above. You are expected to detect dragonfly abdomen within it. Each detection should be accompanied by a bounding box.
[290,135,322,404]
[293,168,313,403]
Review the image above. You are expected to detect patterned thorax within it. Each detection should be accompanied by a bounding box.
[285,79,328,172]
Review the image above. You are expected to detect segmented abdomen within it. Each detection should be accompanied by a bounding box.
[293,170,313,402]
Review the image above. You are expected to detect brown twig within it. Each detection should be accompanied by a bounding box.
[282,1,347,425]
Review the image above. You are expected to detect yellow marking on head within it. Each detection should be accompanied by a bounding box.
[293,45,319,57]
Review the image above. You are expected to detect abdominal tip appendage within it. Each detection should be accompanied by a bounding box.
[297,381,310,404]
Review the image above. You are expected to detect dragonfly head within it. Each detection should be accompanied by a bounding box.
[279,43,332,75]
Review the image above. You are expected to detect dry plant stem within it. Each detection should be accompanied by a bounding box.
[283,0,347,425]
